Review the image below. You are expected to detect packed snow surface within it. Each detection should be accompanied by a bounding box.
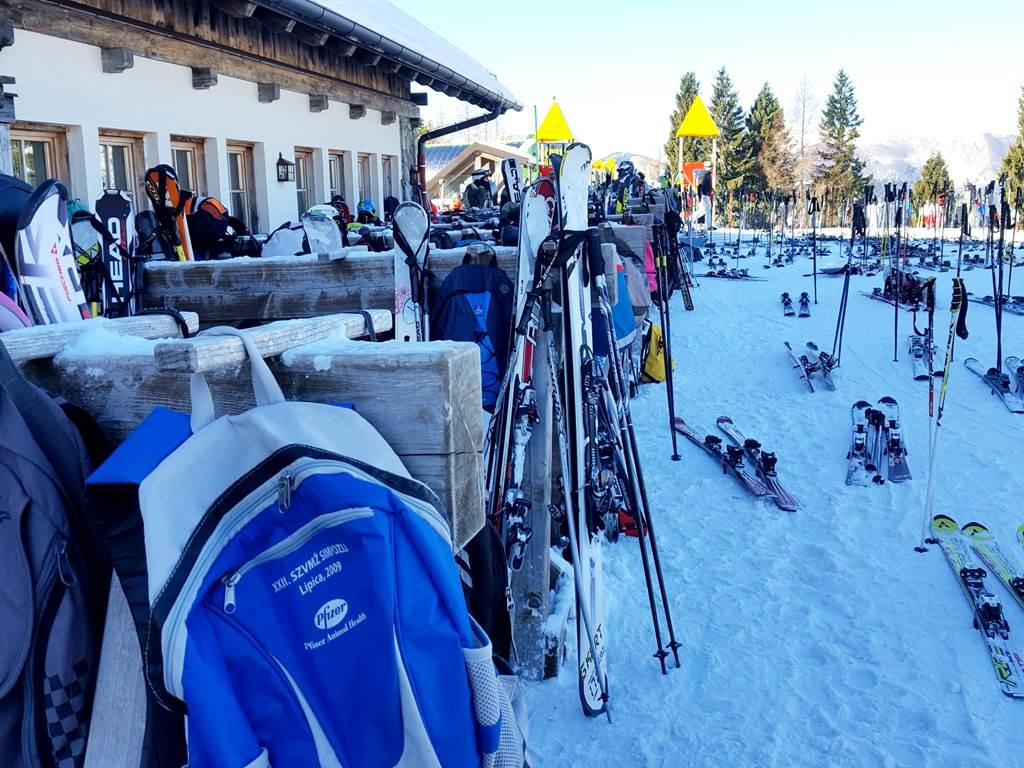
[524,234,1024,767]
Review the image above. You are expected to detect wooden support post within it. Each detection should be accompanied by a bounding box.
[0,75,13,175]
[253,7,296,33]
[510,323,556,679]
[293,23,330,47]
[0,20,14,51]
[100,47,134,73]
[353,49,381,67]
[82,579,146,768]
[191,66,218,90]
[210,0,257,17]
[258,82,280,103]
[309,94,329,113]
[142,246,517,327]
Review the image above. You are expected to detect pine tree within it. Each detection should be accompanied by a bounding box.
[814,70,868,205]
[912,152,953,219]
[999,86,1024,217]
[742,83,794,193]
[708,67,747,191]
[664,72,708,175]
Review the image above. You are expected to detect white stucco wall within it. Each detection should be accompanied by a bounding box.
[2,29,405,230]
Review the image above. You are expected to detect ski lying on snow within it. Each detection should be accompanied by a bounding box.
[930,515,1024,698]
[962,521,1024,612]
[672,417,773,498]
[806,342,836,390]
[877,396,910,482]
[783,341,815,392]
[846,400,882,486]
[716,416,799,511]
[964,357,1024,414]
[1005,357,1024,412]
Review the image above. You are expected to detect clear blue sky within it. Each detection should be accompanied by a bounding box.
[390,0,1023,160]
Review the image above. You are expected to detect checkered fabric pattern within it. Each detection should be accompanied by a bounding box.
[43,658,91,768]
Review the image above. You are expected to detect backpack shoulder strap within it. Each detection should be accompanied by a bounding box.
[0,339,87,507]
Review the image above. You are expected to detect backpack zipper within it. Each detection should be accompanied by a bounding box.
[222,507,372,613]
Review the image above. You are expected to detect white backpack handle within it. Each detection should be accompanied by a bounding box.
[189,326,286,432]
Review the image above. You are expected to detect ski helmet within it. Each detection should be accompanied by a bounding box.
[357,199,376,215]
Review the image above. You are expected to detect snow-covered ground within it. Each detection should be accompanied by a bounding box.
[524,235,1024,767]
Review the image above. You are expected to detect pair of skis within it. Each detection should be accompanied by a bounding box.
[784,341,835,391]
[674,416,798,511]
[846,397,910,485]
[780,291,810,317]
[964,357,1024,414]
[930,515,1024,698]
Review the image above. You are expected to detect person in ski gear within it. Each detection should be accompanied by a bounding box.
[463,168,495,209]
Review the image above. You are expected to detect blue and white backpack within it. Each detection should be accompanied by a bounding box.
[87,328,525,768]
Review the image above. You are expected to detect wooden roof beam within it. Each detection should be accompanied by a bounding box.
[210,0,257,18]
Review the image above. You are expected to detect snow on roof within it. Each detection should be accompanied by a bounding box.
[311,0,520,110]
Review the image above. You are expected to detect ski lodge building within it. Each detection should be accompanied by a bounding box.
[0,0,519,231]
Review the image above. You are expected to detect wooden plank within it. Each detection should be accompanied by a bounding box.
[82,579,146,768]
[0,312,199,364]
[21,340,484,546]
[511,326,555,679]
[153,310,391,372]
[143,247,518,327]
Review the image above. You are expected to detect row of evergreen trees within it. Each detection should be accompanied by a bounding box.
[665,68,868,212]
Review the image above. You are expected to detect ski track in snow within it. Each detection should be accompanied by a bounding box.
[523,236,1024,767]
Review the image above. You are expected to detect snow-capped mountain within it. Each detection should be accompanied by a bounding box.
[859,133,1013,185]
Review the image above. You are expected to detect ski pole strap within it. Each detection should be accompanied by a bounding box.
[951,278,969,340]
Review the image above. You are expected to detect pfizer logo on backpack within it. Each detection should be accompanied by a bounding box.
[314,599,348,630]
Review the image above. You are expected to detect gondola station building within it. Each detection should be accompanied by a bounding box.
[0,0,519,231]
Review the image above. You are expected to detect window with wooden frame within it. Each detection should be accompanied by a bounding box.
[9,124,69,189]
[294,148,313,215]
[98,131,145,203]
[226,142,258,232]
[357,153,372,203]
[381,155,395,200]
[170,136,206,196]
[328,152,347,202]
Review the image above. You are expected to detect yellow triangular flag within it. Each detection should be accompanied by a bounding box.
[675,96,719,138]
[536,101,573,142]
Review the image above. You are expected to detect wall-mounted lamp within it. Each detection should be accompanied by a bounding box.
[276,152,295,183]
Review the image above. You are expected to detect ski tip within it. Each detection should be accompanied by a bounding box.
[961,521,992,541]
[1017,523,1024,546]
[852,400,872,408]
[931,514,959,534]
[716,416,734,426]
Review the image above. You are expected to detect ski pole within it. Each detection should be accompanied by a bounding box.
[809,194,819,303]
[653,224,681,461]
[917,278,968,551]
